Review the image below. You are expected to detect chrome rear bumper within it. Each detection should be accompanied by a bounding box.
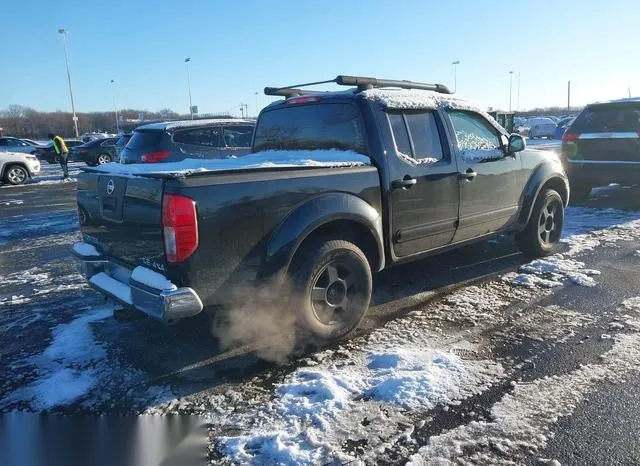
[73,242,203,324]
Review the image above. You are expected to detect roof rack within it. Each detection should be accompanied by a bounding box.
[264,75,452,97]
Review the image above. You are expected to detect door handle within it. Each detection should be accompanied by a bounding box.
[458,169,477,181]
[392,176,417,190]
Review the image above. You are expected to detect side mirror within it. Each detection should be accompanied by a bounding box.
[508,133,525,153]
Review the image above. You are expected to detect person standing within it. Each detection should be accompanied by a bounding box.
[48,132,69,179]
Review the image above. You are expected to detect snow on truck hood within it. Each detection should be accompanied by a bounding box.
[88,150,371,177]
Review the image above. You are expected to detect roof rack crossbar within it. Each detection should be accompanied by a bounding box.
[264,75,452,98]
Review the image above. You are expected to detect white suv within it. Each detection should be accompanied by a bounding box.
[0,152,41,185]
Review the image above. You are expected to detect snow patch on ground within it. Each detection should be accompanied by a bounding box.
[217,341,503,465]
[408,301,640,465]
[1,199,24,206]
[503,255,600,289]
[6,305,112,410]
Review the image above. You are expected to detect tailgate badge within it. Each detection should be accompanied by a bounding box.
[106,179,115,195]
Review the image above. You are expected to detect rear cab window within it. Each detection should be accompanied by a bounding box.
[253,102,367,154]
[388,111,445,164]
[571,103,640,133]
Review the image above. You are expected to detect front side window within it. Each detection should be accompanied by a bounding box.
[447,110,503,161]
[173,127,222,147]
[223,126,254,147]
[253,103,367,154]
[388,111,444,164]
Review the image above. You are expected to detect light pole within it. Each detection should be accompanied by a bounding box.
[58,28,79,137]
[508,70,514,112]
[451,60,460,93]
[517,72,521,112]
[185,58,193,119]
[110,79,119,133]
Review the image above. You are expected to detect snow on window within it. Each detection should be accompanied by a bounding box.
[448,110,504,162]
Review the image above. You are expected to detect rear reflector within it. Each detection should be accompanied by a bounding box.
[141,150,171,163]
[286,96,321,105]
[162,194,198,263]
[562,132,580,143]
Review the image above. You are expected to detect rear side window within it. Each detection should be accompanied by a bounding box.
[388,111,444,163]
[253,103,367,154]
[223,125,254,147]
[173,127,222,147]
[127,130,163,151]
[571,103,640,132]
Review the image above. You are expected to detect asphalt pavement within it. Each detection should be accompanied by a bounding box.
[2,168,640,465]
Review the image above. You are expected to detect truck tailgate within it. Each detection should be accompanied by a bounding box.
[77,172,166,271]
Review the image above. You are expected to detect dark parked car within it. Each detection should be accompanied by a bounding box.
[74,75,568,348]
[35,139,84,164]
[72,137,119,165]
[561,97,640,201]
[120,119,255,163]
[114,133,132,161]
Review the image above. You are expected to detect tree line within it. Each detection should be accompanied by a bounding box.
[0,105,183,139]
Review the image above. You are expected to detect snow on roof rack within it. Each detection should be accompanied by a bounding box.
[264,75,452,97]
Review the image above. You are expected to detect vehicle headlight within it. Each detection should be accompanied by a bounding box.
[26,156,37,161]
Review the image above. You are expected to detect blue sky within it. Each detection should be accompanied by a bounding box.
[1,0,638,116]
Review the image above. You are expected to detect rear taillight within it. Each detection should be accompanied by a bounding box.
[562,133,580,143]
[79,148,88,153]
[162,194,198,263]
[141,150,171,163]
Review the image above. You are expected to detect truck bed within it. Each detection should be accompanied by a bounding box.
[76,157,381,309]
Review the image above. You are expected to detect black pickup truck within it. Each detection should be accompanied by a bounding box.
[73,75,569,345]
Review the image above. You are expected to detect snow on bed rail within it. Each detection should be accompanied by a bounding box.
[89,149,371,177]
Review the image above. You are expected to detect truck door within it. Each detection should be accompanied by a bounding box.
[386,110,460,258]
[444,110,522,242]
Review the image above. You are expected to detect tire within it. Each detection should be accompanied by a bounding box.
[529,130,535,140]
[290,238,372,346]
[516,189,564,258]
[97,153,112,164]
[3,165,29,185]
[569,182,592,204]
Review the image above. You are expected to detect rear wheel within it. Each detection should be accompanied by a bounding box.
[569,182,592,204]
[4,165,29,185]
[97,153,112,164]
[290,239,372,348]
[516,189,564,257]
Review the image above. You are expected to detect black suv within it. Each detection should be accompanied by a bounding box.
[562,98,640,201]
[72,137,119,165]
[120,119,255,163]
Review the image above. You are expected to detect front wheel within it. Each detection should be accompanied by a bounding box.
[516,189,564,258]
[290,239,372,346]
[4,165,29,185]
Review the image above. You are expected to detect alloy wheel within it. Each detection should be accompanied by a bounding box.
[7,167,27,184]
[538,199,562,245]
[310,261,359,325]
